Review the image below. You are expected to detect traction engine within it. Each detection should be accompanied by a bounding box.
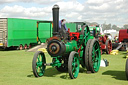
[32,5,101,79]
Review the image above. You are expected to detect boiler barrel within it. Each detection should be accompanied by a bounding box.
[47,40,78,57]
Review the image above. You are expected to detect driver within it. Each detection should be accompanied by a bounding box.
[59,19,68,31]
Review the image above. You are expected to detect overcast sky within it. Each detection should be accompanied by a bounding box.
[0,0,127,27]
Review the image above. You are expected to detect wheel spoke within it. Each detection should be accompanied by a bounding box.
[37,55,41,62]
[93,43,97,47]
[92,47,95,58]
[75,68,78,72]
[73,58,76,62]
[92,57,95,61]
[96,57,99,61]
[36,66,39,70]
[74,57,77,62]
[37,62,43,67]
[95,48,100,52]
[72,67,75,72]
[72,62,75,67]
[93,62,97,68]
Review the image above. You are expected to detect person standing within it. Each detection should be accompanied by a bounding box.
[59,19,68,31]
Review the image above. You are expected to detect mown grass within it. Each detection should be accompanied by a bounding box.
[0,50,127,85]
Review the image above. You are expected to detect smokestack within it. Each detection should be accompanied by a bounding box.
[52,4,59,35]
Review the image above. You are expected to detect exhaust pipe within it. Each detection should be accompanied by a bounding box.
[52,4,59,36]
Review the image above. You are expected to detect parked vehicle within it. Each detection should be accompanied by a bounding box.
[89,26,112,54]
[32,5,101,79]
[0,18,53,49]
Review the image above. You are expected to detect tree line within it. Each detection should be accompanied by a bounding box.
[84,21,128,31]
[102,24,128,31]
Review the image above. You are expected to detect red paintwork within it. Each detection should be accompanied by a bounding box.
[98,35,112,54]
[107,41,112,54]
[98,35,108,43]
[99,40,106,55]
[100,44,106,49]
[119,29,128,42]
[68,29,80,41]
[78,45,82,56]
[48,36,61,42]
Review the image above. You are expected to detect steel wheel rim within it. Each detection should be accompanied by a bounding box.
[72,55,79,78]
[92,41,101,72]
[36,54,46,76]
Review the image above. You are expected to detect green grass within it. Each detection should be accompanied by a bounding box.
[0,50,127,85]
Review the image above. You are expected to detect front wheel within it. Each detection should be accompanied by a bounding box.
[88,39,101,73]
[68,51,80,79]
[32,51,46,77]
[126,59,128,80]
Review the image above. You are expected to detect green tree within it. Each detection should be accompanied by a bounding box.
[124,24,128,29]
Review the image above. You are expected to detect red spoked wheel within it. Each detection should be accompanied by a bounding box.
[100,49,102,55]
[105,40,112,54]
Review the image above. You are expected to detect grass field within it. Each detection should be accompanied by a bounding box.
[0,50,127,85]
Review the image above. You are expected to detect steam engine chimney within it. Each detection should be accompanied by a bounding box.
[52,4,59,36]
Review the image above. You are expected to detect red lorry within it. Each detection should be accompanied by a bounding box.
[119,29,128,42]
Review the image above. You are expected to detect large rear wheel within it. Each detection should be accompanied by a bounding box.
[84,39,92,70]
[32,51,46,77]
[88,39,101,73]
[68,51,80,79]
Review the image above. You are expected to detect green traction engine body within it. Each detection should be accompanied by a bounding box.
[32,5,101,79]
